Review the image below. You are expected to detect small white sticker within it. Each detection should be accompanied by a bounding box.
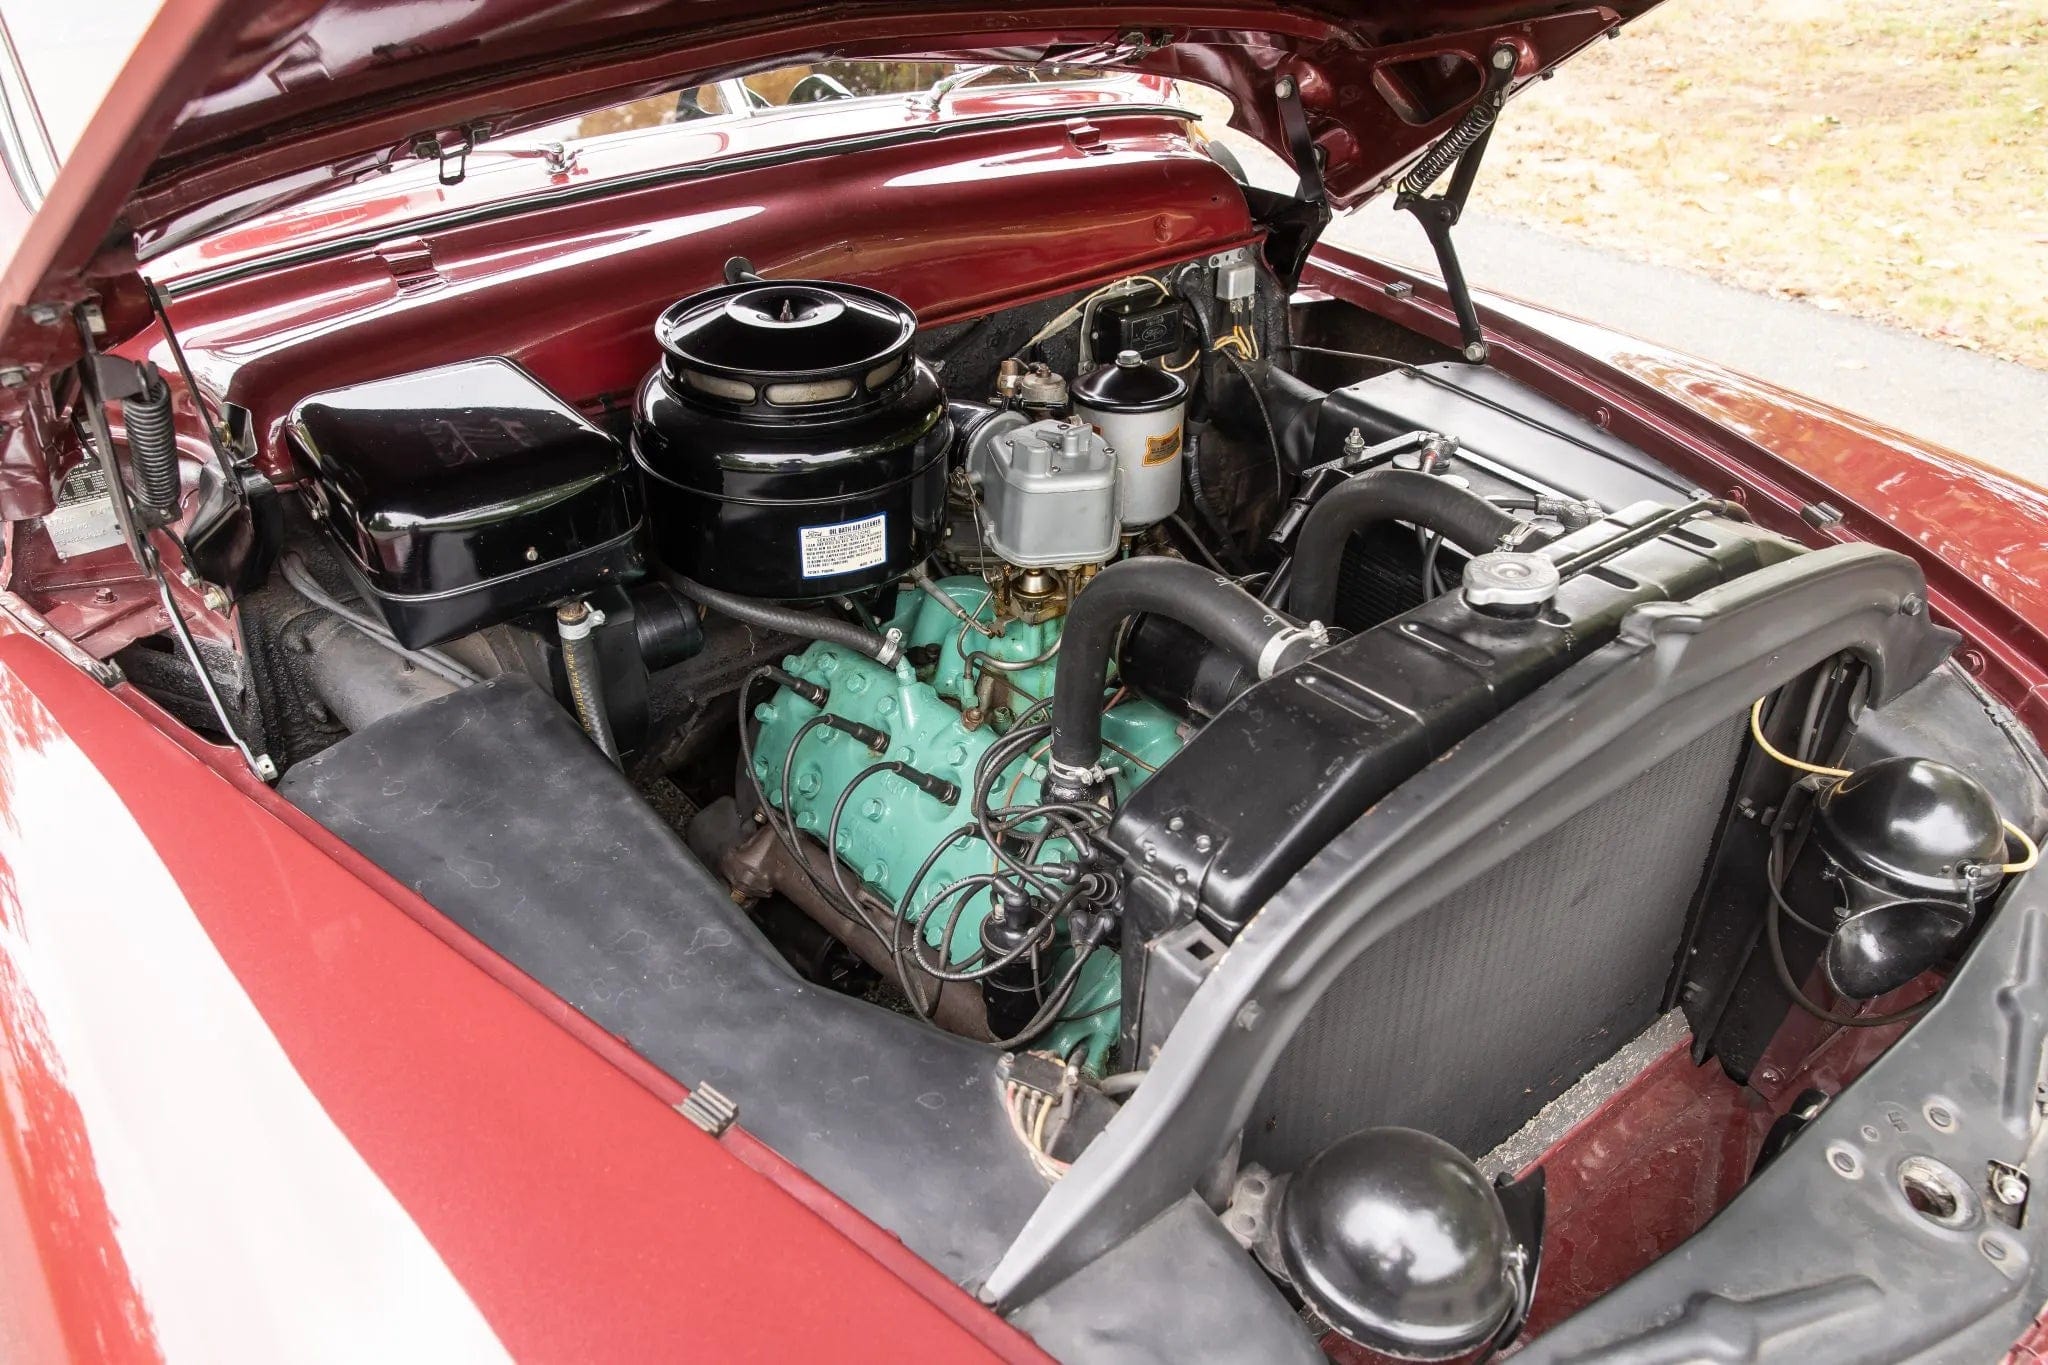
[799,512,888,578]
[42,495,125,560]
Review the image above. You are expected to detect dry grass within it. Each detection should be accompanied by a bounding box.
[1472,0,2048,366]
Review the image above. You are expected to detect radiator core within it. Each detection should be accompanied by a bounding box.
[1244,720,1745,1171]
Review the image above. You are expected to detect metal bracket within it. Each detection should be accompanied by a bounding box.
[1272,76,1326,210]
[677,1084,739,1137]
[1246,75,1333,290]
[411,124,484,186]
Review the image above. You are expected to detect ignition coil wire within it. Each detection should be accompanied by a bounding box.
[827,761,921,940]
[746,669,1122,1021]
[737,669,809,863]
[968,683,1134,908]
[740,671,1110,1030]
[737,674,877,925]
[888,822,980,1018]
[776,712,892,942]
[905,877,1061,983]
[972,723,1084,899]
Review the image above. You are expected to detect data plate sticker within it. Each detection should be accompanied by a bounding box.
[799,512,888,578]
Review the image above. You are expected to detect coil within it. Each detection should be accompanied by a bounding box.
[125,368,180,518]
[1397,96,1502,199]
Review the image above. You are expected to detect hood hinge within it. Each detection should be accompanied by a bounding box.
[1252,75,1333,291]
[1393,42,1520,363]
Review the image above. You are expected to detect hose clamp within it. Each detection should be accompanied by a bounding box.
[1256,620,1329,679]
[875,625,906,667]
[1047,756,1110,791]
[555,601,605,641]
[1496,519,1542,550]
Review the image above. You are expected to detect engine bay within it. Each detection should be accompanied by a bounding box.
[73,236,2048,1356]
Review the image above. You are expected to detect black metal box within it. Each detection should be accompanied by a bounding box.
[288,357,641,647]
[1086,293,1185,362]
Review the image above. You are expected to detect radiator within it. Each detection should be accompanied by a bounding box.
[1244,719,1745,1171]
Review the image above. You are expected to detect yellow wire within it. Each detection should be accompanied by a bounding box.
[1748,697,2039,874]
[1747,697,1851,778]
[2008,822,2041,873]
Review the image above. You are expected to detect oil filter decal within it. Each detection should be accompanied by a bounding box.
[1143,426,1183,467]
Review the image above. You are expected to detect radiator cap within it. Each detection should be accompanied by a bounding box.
[1461,551,1558,617]
[1278,1127,1520,1358]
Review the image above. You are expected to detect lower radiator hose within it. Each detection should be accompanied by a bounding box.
[1046,557,1321,800]
[1287,468,1547,624]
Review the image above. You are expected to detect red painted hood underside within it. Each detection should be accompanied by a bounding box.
[1,0,1656,363]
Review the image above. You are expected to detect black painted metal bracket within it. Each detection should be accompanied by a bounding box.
[1253,75,1333,289]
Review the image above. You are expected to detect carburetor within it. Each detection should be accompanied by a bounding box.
[966,415,1121,570]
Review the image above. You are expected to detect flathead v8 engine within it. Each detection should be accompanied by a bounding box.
[626,276,1196,1066]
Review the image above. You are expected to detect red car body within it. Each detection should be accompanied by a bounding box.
[1,2,2045,1360]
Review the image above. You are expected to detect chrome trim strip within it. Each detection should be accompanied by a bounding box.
[160,103,1194,299]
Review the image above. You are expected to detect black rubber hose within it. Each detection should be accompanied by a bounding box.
[1288,468,1545,624]
[673,575,895,662]
[557,601,621,765]
[124,364,180,518]
[1046,558,1315,798]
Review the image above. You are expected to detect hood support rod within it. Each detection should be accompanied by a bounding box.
[1395,42,1519,364]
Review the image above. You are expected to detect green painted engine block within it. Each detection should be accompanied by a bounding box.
[749,576,1183,1068]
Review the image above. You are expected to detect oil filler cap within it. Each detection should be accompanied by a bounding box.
[1461,551,1559,617]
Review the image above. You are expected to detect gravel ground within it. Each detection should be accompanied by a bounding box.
[1471,0,2048,370]
[1327,205,2048,484]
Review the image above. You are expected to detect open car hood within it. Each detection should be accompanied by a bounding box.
[1,0,1654,366]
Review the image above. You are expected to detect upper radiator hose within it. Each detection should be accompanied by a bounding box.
[1288,469,1549,624]
[1046,558,1323,801]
